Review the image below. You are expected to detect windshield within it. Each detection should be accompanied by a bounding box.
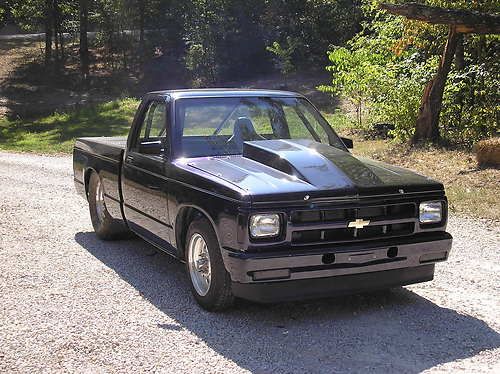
[175,96,345,158]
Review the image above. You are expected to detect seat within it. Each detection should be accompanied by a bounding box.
[228,117,265,149]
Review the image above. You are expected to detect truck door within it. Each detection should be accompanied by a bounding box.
[121,98,173,249]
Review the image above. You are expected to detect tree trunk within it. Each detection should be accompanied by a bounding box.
[454,35,465,126]
[413,26,461,143]
[138,0,145,54]
[59,29,65,62]
[79,0,90,80]
[53,0,60,64]
[44,0,53,65]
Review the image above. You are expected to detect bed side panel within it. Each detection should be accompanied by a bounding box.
[73,137,126,220]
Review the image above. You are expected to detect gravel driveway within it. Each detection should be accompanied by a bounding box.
[0,151,499,373]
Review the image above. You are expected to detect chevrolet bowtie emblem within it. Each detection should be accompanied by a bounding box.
[348,219,370,229]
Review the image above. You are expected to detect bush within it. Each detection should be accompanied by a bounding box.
[318,47,386,129]
[266,37,299,78]
[441,63,500,146]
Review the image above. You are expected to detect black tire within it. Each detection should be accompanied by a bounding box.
[185,217,234,311]
[88,172,130,240]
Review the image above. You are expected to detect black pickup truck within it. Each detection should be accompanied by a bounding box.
[73,89,452,310]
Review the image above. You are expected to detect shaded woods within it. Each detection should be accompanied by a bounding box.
[1,1,360,84]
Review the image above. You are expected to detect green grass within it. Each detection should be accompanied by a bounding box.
[0,98,139,154]
[322,109,356,134]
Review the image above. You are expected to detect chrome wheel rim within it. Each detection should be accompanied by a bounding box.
[187,233,211,296]
[95,178,106,223]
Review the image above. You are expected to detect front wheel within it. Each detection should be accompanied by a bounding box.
[185,218,234,311]
[88,172,130,240]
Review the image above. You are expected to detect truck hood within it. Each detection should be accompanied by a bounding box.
[182,139,443,202]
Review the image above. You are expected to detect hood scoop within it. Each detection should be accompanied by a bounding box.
[243,139,406,194]
[242,140,310,182]
[242,139,360,191]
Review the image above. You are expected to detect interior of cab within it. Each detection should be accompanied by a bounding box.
[176,96,346,158]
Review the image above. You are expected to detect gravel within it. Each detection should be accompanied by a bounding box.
[0,151,499,373]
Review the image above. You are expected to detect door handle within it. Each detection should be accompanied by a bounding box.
[126,155,134,163]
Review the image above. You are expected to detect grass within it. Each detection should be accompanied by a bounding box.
[0,98,138,154]
[322,109,356,133]
[0,100,497,220]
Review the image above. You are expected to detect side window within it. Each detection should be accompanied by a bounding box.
[138,101,166,143]
[135,101,167,153]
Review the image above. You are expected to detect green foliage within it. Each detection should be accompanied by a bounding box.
[318,47,386,128]
[440,56,500,146]
[0,7,5,27]
[185,43,217,87]
[3,0,362,83]
[262,0,361,67]
[322,109,356,133]
[2,0,497,149]
[266,37,299,77]
[370,56,437,142]
[9,0,45,32]
[320,1,499,145]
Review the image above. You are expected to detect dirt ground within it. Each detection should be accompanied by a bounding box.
[0,39,41,117]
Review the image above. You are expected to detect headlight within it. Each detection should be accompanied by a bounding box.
[249,214,281,238]
[419,201,443,224]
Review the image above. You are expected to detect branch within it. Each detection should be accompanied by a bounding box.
[380,2,500,34]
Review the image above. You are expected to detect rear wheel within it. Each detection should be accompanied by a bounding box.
[88,172,130,240]
[185,217,234,311]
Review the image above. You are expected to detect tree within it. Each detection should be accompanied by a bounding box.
[44,0,53,65]
[266,37,299,79]
[79,0,89,80]
[380,2,500,143]
[318,47,385,128]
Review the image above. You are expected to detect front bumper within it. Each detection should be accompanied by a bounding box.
[222,233,452,302]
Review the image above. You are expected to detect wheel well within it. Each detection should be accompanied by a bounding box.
[175,207,207,258]
[84,168,94,198]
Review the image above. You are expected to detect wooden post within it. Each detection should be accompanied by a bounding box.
[414,26,461,142]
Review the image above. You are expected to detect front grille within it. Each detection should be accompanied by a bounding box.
[290,203,416,245]
[291,223,415,244]
[291,203,415,224]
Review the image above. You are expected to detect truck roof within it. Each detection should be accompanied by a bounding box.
[147,88,303,100]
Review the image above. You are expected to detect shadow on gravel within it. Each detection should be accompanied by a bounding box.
[75,231,500,373]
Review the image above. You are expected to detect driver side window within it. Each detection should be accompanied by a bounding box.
[138,101,166,143]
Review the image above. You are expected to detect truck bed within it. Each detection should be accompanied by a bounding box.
[74,137,127,162]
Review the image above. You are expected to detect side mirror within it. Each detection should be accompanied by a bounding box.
[341,137,353,149]
[139,140,163,155]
